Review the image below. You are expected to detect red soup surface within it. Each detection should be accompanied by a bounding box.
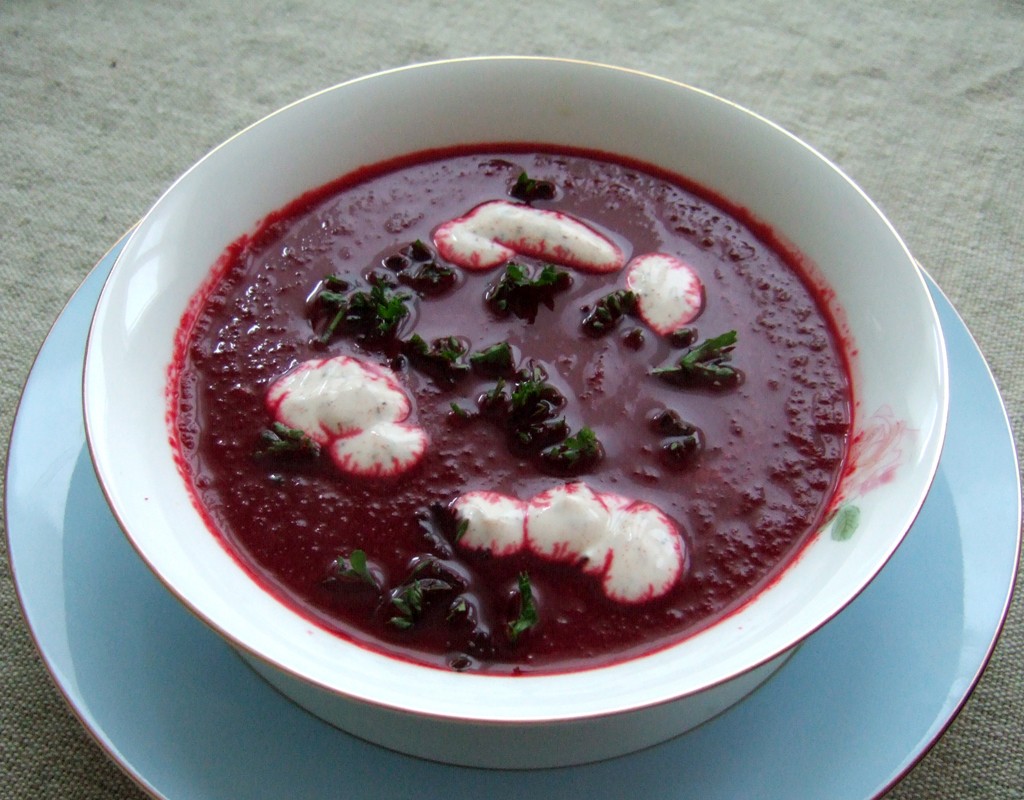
[172,146,852,675]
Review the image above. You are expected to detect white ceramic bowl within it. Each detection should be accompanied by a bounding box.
[83,57,948,768]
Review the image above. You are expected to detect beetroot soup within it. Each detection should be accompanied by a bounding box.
[172,147,852,674]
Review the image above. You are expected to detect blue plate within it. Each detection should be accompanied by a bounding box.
[6,238,1020,799]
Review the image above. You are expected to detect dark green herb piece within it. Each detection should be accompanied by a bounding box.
[316,278,411,343]
[256,422,321,458]
[388,576,454,629]
[540,426,604,476]
[406,239,434,262]
[648,410,703,469]
[478,364,570,456]
[352,280,411,337]
[621,327,646,350]
[447,596,469,621]
[581,289,637,336]
[478,377,508,415]
[469,341,515,377]
[668,327,698,349]
[484,263,572,323]
[387,553,467,630]
[509,171,556,202]
[381,240,457,295]
[399,261,458,296]
[332,549,379,589]
[507,365,569,453]
[509,365,549,413]
[659,433,703,469]
[402,263,456,294]
[652,330,743,390]
[401,333,470,386]
[507,572,539,643]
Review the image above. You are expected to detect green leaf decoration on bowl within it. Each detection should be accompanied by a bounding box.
[829,503,861,542]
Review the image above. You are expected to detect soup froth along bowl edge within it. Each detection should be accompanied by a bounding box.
[83,57,948,768]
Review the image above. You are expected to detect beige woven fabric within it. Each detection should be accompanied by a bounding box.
[2,1,1021,797]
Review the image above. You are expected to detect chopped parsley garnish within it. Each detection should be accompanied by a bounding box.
[332,549,379,589]
[388,577,454,629]
[507,572,538,642]
[540,426,604,475]
[659,433,702,469]
[387,556,464,630]
[652,330,743,390]
[475,363,611,469]
[484,262,572,323]
[581,289,637,336]
[399,261,458,295]
[382,240,458,296]
[649,410,703,469]
[256,422,321,458]
[449,401,471,419]
[401,333,470,386]
[447,596,469,621]
[509,171,556,202]
[353,281,411,337]
[509,364,552,413]
[315,277,411,343]
[668,326,698,349]
[469,341,515,377]
[406,239,434,262]
[503,364,570,454]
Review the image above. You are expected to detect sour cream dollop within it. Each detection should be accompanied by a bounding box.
[266,355,427,478]
[454,482,687,603]
[433,200,625,273]
[626,252,704,335]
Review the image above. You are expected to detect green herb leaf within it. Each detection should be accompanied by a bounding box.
[447,596,469,621]
[402,333,470,386]
[830,504,861,541]
[507,572,538,643]
[387,575,455,629]
[256,422,321,458]
[484,262,571,323]
[652,330,743,390]
[581,289,638,336]
[540,426,604,475]
[469,341,515,377]
[316,278,411,343]
[477,364,570,456]
[333,549,379,588]
[398,257,458,296]
[509,366,547,413]
[510,171,556,202]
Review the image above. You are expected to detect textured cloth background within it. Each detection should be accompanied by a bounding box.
[2,1,1021,798]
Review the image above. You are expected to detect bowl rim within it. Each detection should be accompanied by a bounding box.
[83,55,949,724]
